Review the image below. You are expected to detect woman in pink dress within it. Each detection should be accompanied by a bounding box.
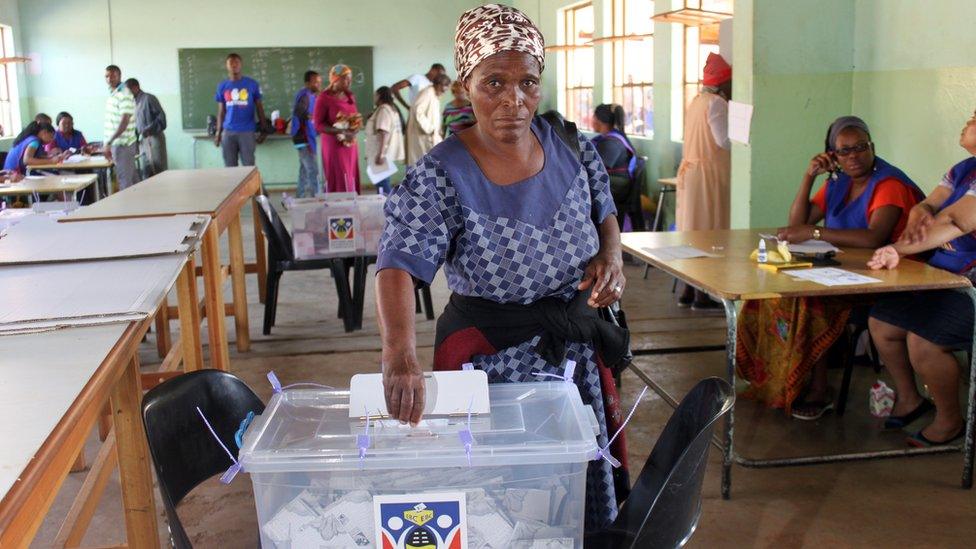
[313,64,362,193]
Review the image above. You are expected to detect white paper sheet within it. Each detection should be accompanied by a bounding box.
[0,214,206,264]
[640,245,719,261]
[0,254,185,332]
[366,157,397,186]
[350,370,490,417]
[787,239,840,255]
[63,154,107,164]
[728,101,754,144]
[785,267,881,287]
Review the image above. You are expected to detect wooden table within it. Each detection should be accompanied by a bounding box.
[0,250,204,547]
[0,174,99,202]
[622,229,976,498]
[651,176,678,232]
[61,167,268,372]
[27,158,114,198]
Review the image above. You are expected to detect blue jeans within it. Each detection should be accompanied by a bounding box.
[296,146,320,198]
[375,176,392,196]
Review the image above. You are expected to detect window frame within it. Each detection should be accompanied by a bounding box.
[611,0,655,137]
[0,25,20,138]
[561,2,595,130]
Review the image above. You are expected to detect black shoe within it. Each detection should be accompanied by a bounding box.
[883,399,934,430]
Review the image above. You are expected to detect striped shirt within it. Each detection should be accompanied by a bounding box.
[104,83,137,146]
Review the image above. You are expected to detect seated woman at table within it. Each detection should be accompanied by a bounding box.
[45,112,92,155]
[867,110,976,446]
[737,116,924,420]
[3,121,65,176]
[592,103,644,233]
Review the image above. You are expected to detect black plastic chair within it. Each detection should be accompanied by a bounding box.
[585,377,734,549]
[142,369,265,549]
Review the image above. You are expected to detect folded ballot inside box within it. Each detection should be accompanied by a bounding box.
[238,381,597,548]
[286,194,387,260]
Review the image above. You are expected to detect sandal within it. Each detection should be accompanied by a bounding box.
[906,427,965,448]
[792,400,835,421]
[883,399,934,430]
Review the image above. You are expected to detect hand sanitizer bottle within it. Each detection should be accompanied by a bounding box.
[758,239,768,263]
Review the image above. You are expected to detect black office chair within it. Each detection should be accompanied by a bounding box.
[142,370,265,549]
[585,377,734,549]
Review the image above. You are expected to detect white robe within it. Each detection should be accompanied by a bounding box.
[406,86,442,165]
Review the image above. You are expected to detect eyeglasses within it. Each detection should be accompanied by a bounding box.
[834,141,872,157]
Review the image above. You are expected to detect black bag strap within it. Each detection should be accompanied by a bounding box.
[538,111,581,159]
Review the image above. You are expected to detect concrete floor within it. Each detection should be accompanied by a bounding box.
[32,196,976,548]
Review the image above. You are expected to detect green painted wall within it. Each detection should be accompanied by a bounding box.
[852,0,976,192]
[12,0,478,185]
[735,0,976,228]
[732,0,855,229]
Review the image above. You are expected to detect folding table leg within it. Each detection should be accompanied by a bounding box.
[961,286,976,488]
[353,256,369,330]
[721,298,739,500]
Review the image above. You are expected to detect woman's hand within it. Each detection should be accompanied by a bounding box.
[374,153,385,166]
[578,251,625,308]
[902,204,935,244]
[867,245,900,270]
[807,152,837,178]
[382,350,425,425]
[776,224,816,243]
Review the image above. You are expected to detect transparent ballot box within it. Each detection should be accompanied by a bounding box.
[284,194,386,259]
[238,381,600,548]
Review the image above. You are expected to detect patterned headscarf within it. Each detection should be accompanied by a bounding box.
[454,4,545,82]
[329,64,352,84]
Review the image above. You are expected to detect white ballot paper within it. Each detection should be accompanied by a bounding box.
[349,370,490,418]
[366,157,398,186]
[641,245,719,261]
[788,239,840,255]
[785,267,881,287]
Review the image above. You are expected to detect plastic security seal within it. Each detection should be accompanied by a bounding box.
[458,396,475,466]
[196,406,243,484]
[532,360,577,383]
[357,407,372,469]
[267,370,334,394]
[594,386,648,469]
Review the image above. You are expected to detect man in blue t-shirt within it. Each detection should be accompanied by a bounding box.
[214,52,268,166]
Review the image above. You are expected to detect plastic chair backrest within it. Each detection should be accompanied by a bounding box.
[142,370,264,548]
[254,194,295,262]
[609,377,734,548]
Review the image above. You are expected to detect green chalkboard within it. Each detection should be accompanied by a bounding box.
[178,47,373,130]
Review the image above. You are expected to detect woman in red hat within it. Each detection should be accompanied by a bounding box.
[676,52,732,310]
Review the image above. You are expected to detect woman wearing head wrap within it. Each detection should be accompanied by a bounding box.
[737,116,923,420]
[676,52,733,310]
[313,64,363,193]
[867,108,976,447]
[377,4,627,531]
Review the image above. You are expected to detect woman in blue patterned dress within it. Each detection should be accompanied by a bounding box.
[375,4,628,531]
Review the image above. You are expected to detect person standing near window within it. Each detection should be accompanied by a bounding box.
[676,53,732,309]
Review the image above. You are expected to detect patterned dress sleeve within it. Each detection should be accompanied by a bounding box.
[376,155,462,284]
[578,133,617,223]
